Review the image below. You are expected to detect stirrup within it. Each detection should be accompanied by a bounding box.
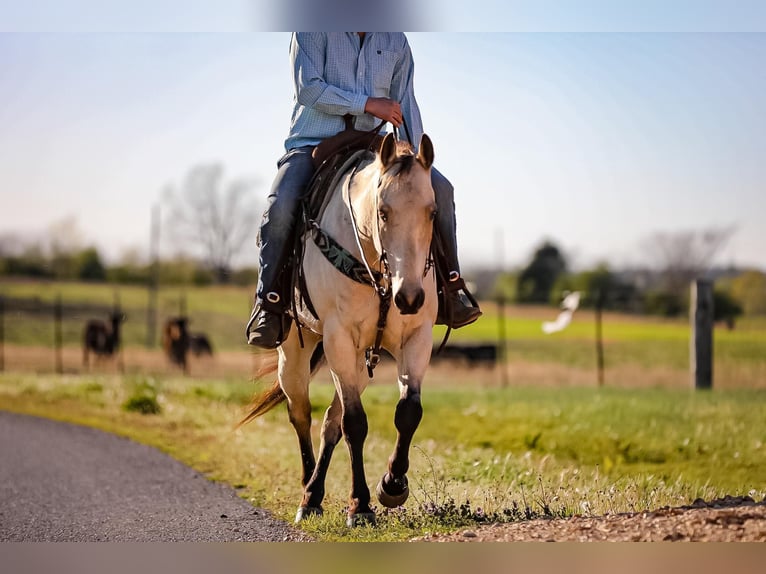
[245,293,291,348]
[437,273,482,329]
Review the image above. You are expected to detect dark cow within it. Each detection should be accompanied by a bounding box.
[189,333,213,357]
[83,311,126,368]
[432,343,498,368]
[163,317,190,373]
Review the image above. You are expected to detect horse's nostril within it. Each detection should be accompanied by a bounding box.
[395,288,426,315]
[412,289,425,311]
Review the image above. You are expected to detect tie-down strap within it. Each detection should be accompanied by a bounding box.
[310,222,383,287]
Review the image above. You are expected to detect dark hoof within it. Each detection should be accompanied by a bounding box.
[376,475,409,508]
[346,512,376,528]
[295,506,323,523]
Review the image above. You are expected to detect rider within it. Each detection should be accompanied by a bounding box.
[247,32,481,349]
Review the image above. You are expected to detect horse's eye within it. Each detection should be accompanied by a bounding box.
[429,209,438,222]
[379,210,388,223]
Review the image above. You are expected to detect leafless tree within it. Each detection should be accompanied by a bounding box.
[165,163,261,282]
[644,225,736,296]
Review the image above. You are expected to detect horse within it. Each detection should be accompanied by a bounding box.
[83,311,126,369]
[241,132,439,527]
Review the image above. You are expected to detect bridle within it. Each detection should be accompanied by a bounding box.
[342,132,434,376]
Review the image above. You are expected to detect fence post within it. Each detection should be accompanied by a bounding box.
[497,291,508,388]
[690,279,714,390]
[54,294,63,374]
[0,294,5,372]
[146,203,160,348]
[595,290,605,387]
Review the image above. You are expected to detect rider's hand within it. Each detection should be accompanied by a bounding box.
[364,97,402,127]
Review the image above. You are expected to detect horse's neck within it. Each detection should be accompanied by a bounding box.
[323,163,380,264]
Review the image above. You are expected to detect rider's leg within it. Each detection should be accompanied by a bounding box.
[247,147,315,348]
[431,168,482,329]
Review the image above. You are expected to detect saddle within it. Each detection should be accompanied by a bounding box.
[311,114,385,170]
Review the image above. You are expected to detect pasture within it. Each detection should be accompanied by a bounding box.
[1,280,765,389]
[0,280,764,540]
[0,369,763,541]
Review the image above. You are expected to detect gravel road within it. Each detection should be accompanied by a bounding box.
[0,411,310,542]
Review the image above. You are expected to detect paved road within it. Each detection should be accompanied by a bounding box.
[0,411,309,542]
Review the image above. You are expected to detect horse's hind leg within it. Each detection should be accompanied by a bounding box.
[376,326,432,509]
[278,329,322,522]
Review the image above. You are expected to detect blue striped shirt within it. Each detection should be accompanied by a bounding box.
[284,32,424,151]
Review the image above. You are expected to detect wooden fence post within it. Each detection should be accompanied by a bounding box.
[595,290,605,387]
[0,295,5,373]
[690,279,714,390]
[54,294,63,374]
[146,203,160,348]
[497,291,508,388]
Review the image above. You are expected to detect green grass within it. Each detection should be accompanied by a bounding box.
[1,371,763,541]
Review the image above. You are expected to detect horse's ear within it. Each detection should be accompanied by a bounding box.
[379,132,397,169]
[416,134,434,170]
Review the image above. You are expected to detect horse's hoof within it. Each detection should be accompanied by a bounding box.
[295,506,323,523]
[346,512,376,528]
[376,475,409,508]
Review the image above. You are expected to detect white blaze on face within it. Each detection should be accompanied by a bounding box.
[376,133,437,315]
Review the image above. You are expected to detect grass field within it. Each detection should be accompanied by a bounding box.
[0,369,763,541]
[1,280,764,541]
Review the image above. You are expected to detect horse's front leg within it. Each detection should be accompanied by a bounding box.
[323,324,375,527]
[377,325,432,508]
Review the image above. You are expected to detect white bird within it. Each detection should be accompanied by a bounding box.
[542,291,581,334]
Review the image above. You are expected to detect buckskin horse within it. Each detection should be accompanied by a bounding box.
[241,133,439,527]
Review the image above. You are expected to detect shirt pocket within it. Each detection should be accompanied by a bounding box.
[372,50,399,96]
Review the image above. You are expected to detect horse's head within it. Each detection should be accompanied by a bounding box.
[375,132,436,316]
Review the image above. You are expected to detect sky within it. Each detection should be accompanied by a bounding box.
[1,6,765,272]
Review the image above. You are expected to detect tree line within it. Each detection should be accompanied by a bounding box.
[488,235,766,323]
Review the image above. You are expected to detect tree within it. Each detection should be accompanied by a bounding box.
[517,241,567,304]
[713,289,743,328]
[165,163,261,283]
[76,247,107,281]
[729,270,766,315]
[643,226,735,297]
[552,263,638,311]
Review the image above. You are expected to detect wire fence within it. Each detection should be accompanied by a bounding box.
[0,287,763,389]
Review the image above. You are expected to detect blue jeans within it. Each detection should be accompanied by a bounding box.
[256,147,460,305]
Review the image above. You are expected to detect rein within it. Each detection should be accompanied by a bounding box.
[343,166,393,377]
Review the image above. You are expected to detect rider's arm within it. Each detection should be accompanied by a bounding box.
[291,33,369,117]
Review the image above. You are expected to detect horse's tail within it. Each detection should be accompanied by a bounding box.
[237,343,325,428]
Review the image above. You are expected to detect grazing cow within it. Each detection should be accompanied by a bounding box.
[189,333,213,357]
[163,317,190,373]
[83,311,126,368]
[432,343,498,368]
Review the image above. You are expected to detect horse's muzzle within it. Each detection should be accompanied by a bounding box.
[394,288,425,315]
